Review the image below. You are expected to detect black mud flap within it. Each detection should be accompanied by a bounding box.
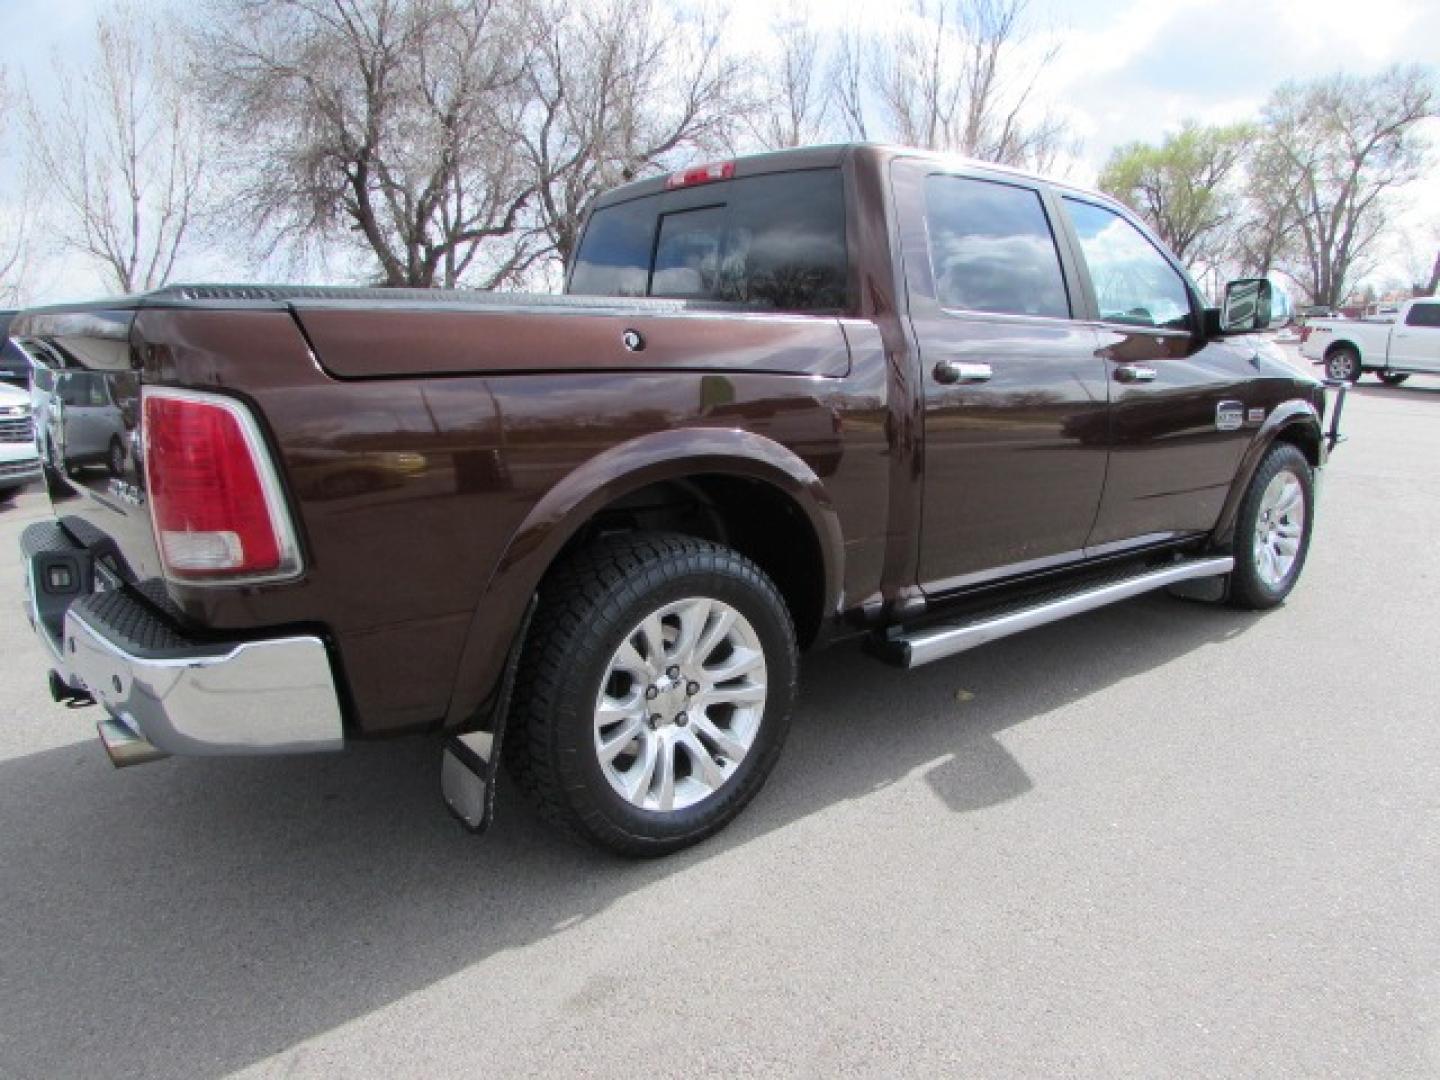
[440,596,536,835]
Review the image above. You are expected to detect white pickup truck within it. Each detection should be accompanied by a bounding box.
[1300,297,1440,384]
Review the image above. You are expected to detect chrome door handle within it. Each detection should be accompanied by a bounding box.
[1114,364,1157,383]
[933,360,993,385]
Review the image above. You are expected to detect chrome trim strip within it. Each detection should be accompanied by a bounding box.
[1082,531,1193,560]
[925,548,1086,594]
[62,609,344,756]
[901,556,1235,668]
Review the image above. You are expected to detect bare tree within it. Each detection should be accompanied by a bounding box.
[1231,137,1305,283]
[22,6,205,295]
[830,23,870,141]
[750,6,829,150]
[1098,121,1251,269]
[842,0,1069,169]
[194,0,538,289]
[520,0,747,268]
[1259,65,1437,308]
[0,68,33,305]
[1396,222,1440,296]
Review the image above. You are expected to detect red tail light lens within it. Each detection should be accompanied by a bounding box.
[142,388,301,581]
[1299,326,1312,344]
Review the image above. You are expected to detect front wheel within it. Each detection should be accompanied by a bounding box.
[506,532,797,856]
[1227,442,1315,610]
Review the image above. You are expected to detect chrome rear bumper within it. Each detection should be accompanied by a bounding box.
[23,521,344,762]
[61,609,344,758]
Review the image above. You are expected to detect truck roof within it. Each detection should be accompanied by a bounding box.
[589,142,1125,214]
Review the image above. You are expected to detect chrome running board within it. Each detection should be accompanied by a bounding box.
[887,556,1235,669]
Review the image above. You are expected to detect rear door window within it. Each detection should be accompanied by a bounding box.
[923,175,1070,319]
[570,168,849,312]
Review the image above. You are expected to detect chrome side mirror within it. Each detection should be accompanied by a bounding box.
[1220,277,1294,333]
[1221,278,1273,333]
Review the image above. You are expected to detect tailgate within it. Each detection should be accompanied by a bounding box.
[10,307,164,583]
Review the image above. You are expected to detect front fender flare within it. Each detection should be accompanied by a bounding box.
[443,427,845,728]
[1211,400,1323,548]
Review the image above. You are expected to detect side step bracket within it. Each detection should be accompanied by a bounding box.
[879,556,1235,669]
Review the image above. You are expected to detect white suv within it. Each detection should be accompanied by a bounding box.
[0,381,40,502]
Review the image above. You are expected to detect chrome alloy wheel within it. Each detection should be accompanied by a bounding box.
[1253,470,1305,589]
[593,597,767,813]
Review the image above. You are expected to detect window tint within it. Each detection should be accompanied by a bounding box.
[1404,302,1440,328]
[924,176,1069,318]
[569,168,849,311]
[1064,199,1193,331]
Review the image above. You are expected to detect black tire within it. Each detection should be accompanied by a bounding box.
[0,486,17,505]
[1227,442,1314,610]
[1325,346,1361,382]
[107,437,125,477]
[1377,372,1410,387]
[506,532,798,856]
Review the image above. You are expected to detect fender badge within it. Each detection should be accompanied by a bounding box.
[1247,407,1266,424]
[1216,401,1244,431]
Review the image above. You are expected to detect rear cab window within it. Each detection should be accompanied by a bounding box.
[1404,302,1440,328]
[568,168,850,313]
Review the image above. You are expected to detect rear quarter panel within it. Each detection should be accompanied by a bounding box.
[132,307,889,736]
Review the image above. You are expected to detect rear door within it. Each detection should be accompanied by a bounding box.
[894,161,1110,593]
[1390,301,1440,371]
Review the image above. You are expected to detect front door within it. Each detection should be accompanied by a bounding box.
[1390,301,1440,372]
[1056,196,1256,549]
[896,164,1110,594]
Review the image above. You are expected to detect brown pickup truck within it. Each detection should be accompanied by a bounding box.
[14,144,1342,855]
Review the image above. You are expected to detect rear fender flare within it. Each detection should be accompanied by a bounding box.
[444,427,844,727]
[1211,400,1323,548]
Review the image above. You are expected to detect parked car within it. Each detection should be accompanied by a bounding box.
[1299,296,1440,384]
[0,381,41,501]
[0,310,33,387]
[14,144,1340,855]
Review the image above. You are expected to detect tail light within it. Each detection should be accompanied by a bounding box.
[142,387,302,583]
[1299,326,1312,344]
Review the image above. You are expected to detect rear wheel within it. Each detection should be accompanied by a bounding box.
[506,532,797,856]
[1377,372,1410,387]
[1325,346,1361,382]
[1227,442,1314,610]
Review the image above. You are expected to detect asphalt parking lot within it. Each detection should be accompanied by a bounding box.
[1,369,1437,1078]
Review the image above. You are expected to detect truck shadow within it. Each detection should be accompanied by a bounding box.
[0,593,1259,1078]
[1349,381,1440,400]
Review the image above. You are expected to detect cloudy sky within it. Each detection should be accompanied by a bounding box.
[2,0,1438,302]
